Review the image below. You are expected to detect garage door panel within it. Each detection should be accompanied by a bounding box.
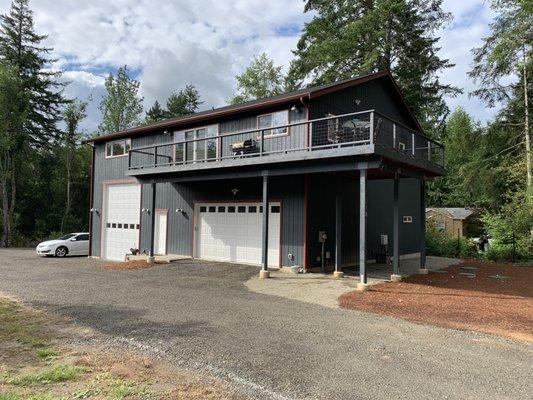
[103,184,141,261]
[196,202,280,267]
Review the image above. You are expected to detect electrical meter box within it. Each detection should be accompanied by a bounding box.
[318,231,327,243]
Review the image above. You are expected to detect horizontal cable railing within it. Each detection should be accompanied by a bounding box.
[128,110,444,170]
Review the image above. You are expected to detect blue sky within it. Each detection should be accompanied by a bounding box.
[0,0,499,133]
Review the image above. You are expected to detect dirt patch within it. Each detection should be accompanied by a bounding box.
[102,259,168,270]
[0,295,243,399]
[339,260,533,342]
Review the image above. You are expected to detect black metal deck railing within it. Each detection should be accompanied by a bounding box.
[128,110,444,171]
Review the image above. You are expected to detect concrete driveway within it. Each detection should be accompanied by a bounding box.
[0,249,530,400]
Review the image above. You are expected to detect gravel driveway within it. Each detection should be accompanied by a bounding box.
[0,249,531,400]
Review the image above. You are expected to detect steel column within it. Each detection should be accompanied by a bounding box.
[359,169,367,284]
[261,174,269,271]
[420,178,427,269]
[335,178,342,272]
[149,182,156,258]
[393,173,400,276]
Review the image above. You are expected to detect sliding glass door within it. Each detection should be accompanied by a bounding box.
[174,125,218,163]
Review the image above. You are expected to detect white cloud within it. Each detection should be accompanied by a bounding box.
[0,0,500,129]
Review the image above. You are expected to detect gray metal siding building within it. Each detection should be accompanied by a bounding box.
[87,71,444,281]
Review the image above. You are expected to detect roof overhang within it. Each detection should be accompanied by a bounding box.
[84,70,423,144]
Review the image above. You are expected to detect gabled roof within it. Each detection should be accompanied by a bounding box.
[86,70,422,144]
[426,208,476,220]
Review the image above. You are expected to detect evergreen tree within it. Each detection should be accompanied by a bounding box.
[469,0,532,191]
[231,53,286,104]
[145,100,166,123]
[98,65,143,134]
[0,63,28,246]
[288,0,460,135]
[165,84,202,118]
[0,0,67,145]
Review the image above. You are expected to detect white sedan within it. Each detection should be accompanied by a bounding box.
[36,233,90,257]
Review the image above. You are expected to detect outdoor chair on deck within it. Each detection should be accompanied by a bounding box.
[230,139,258,157]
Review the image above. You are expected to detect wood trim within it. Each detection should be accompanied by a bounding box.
[256,109,290,140]
[104,138,131,159]
[155,208,169,255]
[99,178,141,260]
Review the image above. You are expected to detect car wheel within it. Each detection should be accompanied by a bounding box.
[55,246,68,257]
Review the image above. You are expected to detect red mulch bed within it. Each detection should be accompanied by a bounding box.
[339,260,533,342]
[102,260,167,270]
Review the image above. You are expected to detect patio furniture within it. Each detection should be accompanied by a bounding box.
[231,139,258,156]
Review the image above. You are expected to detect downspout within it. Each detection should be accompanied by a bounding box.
[87,143,95,257]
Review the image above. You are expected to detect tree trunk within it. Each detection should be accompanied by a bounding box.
[61,145,72,232]
[0,157,11,247]
[524,48,531,190]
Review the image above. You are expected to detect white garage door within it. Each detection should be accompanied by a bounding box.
[103,183,141,261]
[196,202,280,267]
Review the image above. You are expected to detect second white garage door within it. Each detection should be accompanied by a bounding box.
[196,202,281,267]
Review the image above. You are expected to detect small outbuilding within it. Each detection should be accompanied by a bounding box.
[426,208,478,237]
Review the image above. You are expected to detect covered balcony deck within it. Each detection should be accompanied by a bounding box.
[126,110,445,178]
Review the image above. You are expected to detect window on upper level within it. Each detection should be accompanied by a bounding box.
[257,110,289,137]
[174,125,218,163]
[105,138,131,158]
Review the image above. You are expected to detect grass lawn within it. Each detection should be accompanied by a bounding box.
[0,295,240,400]
[339,260,533,342]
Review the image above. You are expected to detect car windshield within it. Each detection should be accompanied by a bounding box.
[58,234,76,240]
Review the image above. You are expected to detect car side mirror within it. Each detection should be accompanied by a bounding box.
[69,238,76,242]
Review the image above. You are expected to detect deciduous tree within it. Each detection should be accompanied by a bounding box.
[231,53,286,104]
[98,65,143,134]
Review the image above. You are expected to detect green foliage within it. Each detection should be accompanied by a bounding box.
[482,192,533,261]
[145,100,166,123]
[166,84,202,118]
[469,0,532,106]
[425,223,477,258]
[231,53,286,104]
[98,65,143,134]
[0,0,67,145]
[289,0,460,134]
[11,365,86,386]
[36,347,57,361]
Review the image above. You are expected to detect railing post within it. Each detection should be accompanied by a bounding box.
[428,141,431,162]
[411,133,415,156]
[392,123,396,149]
[369,111,374,145]
[183,142,187,165]
[260,130,264,156]
[308,122,313,150]
[128,150,132,169]
[154,146,158,167]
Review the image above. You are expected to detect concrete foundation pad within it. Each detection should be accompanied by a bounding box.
[390,274,402,282]
[259,270,270,279]
[147,256,155,264]
[333,271,344,279]
[356,283,370,292]
[418,268,429,275]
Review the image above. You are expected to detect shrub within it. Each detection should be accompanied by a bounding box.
[426,223,477,258]
[482,191,533,262]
